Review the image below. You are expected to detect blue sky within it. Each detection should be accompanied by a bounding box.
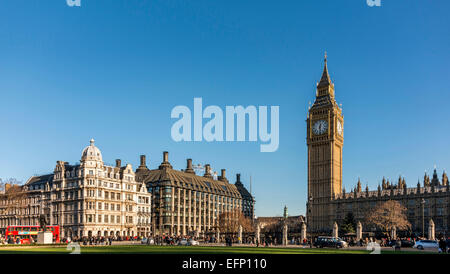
[0,0,449,217]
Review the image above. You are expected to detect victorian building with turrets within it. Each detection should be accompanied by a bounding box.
[306,55,450,235]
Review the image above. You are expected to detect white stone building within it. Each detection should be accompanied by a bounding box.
[0,139,152,239]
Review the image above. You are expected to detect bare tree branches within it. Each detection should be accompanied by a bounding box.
[0,178,28,216]
[365,200,411,232]
[218,209,254,233]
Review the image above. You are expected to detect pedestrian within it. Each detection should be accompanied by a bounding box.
[438,238,447,253]
[395,238,401,251]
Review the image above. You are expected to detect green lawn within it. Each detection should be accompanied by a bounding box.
[0,245,433,254]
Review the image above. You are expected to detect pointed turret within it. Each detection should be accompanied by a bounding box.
[317,52,332,89]
[424,172,430,186]
[431,167,440,186]
[356,178,362,193]
[315,52,336,98]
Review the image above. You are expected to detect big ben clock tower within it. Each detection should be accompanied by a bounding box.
[306,54,344,232]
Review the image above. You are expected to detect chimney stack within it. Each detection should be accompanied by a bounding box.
[204,164,212,178]
[159,151,173,169]
[136,154,149,173]
[219,169,227,182]
[185,159,195,174]
[237,173,241,182]
[140,155,147,167]
[116,159,121,168]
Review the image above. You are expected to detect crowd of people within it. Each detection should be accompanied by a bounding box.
[1,235,24,245]
[1,231,449,253]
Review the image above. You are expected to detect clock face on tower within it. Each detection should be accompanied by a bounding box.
[313,120,328,135]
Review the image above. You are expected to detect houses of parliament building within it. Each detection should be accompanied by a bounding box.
[306,55,450,235]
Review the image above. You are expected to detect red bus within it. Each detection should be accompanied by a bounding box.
[5,226,60,244]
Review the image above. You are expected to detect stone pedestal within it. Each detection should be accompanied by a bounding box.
[332,222,338,238]
[428,219,435,240]
[356,221,363,242]
[256,225,261,245]
[282,223,288,246]
[301,223,307,242]
[37,232,53,244]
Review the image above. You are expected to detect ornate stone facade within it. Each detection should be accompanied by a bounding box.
[0,139,152,239]
[332,172,449,235]
[306,54,344,232]
[306,57,450,235]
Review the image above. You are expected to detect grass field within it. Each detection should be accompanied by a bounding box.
[0,245,433,254]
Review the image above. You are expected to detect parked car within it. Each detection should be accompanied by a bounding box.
[387,240,415,248]
[413,240,438,250]
[400,240,415,247]
[314,236,348,248]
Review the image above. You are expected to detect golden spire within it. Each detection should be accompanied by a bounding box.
[317,51,332,89]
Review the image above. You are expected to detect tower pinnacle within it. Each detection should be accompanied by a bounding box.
[318,53,332,89]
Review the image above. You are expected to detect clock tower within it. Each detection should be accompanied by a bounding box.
[306,54,344,232]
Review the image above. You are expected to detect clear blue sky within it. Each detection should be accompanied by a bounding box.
[0,0,449,217]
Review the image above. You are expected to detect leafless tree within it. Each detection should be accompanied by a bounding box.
[365,200,411,232]
[0,178,28,216]
[218,209,254,233]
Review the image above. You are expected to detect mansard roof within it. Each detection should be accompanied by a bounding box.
[140,167,243,199]
[25,174,53,186]
[235,180,253,201]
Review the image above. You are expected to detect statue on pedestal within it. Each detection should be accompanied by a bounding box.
[39,214,48,232]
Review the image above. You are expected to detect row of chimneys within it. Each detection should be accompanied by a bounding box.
[115,151,242,183]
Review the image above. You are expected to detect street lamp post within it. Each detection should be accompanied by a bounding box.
[308,195,313,245]
[421,198,425,238]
